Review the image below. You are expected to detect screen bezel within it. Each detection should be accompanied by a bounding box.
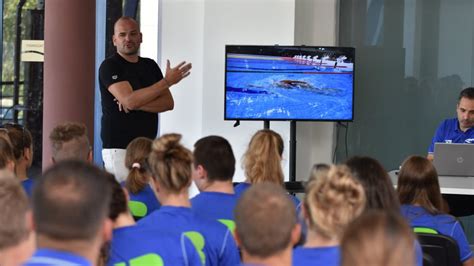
[224,45,355,122]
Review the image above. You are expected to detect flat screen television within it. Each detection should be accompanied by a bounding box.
[224,45,355,121]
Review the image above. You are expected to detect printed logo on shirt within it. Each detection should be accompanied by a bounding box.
[465,139,474,143]
[112,75,118,80]
[445,140,452,143]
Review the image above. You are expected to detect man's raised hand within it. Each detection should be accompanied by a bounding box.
[164,60,192,86]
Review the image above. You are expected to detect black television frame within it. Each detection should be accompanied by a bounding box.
[224,45,355,122]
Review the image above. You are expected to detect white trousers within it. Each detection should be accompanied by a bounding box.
[102,149,128,183]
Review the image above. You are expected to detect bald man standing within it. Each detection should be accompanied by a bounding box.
[99,16,192,182]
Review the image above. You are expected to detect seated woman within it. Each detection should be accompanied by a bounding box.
[345,156,423,266]
[341,210,416,266]
[137,134,240,266]
[123,137,160,220]
[101,172,201,266]
[235,129,300,206]
[293,165,365,266]
[397,155,473,266]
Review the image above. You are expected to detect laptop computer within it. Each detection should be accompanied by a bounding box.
[433,143,474,177]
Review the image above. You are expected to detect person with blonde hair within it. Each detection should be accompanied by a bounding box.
[235,129,299,205]
[293,165,365,266]
[397,155,473,265]
[341,210,416,266]
[123,137,160,220]
[101,172,201,266]
[0,170,35,265]
[138,133,240,266]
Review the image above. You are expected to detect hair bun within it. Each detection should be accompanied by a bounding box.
[152,134,183,159]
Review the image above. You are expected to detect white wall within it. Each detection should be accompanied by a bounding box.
[142,0,338,189]
[294,0,339,180]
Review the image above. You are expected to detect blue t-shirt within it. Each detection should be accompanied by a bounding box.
[121,182,160,219]
[138,206,240,266]
[108,225,201,266]
[24,248,91,266]
[22,178,35,197]
[234,182,301,207]
[191,191,238,232]
[401,204,473,262]
[428,118,474,153]
[292,246,340,266]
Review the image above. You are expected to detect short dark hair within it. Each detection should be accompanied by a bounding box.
[105,172,128,221]
[459,87,474,101]
[234,183,296,258]
[345,156,400,212]
[193,135,235,181]
[32,160,111,241]
[0,171,30,250]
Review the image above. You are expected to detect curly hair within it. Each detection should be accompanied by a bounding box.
[242,129,284,186]
[304,165,365,239]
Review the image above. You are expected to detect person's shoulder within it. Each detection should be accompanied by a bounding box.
[139,56,159,66]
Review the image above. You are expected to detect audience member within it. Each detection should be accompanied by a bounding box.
[236,129,300,206]
[124,137,160,219]
[345,156,400,211]
[397,155,473,265]
[293,165,365,266]
[0,135,15,172]
[234,182,301,266]
[0,170,35,265]
[191,135,238,232]
[345,156,423,266]
[24,161,112,265]
[49,122,92,163]
[341,210,416,266]
[102,172,201,266]
[2,123,34,195]
[138,133,240,266]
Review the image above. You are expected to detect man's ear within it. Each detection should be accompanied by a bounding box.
[290,223,302,246]
[196,165,207,180]
[23,147,32,161]
[233,227,242,248]
[102,218,113,243]
[7,160,15,173]
[122,187,130,202]
[25,209,35,232]
[87,149,93,163]
[50,157,56,165]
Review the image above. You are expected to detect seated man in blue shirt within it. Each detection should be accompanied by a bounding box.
[428,87,474,161]
[234,183,301,266]
[191,135,239,233]
[24,161,112,266]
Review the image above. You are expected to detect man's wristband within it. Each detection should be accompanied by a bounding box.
[163,78,171,87]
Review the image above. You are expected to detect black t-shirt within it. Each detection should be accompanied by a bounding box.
[99,53,163,148]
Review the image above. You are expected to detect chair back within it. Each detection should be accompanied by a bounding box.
[416,233,462,266]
